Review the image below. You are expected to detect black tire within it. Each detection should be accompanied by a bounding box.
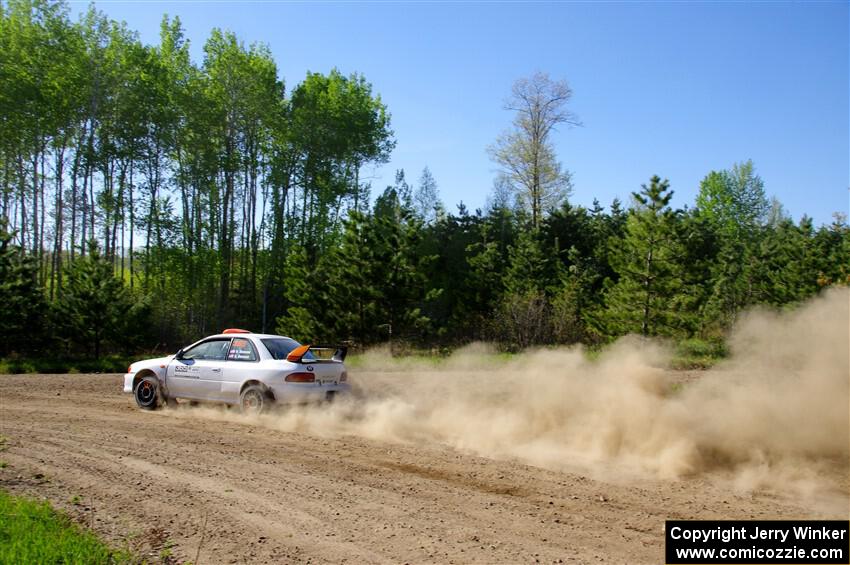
[134,376,161,410]
[240,385,270,415]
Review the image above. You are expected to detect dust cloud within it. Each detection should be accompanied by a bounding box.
[176,288,849,503]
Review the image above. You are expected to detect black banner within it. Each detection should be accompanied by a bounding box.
[666,520,849,564]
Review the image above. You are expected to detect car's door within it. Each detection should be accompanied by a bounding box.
[167,339,231,400]
[219,337,260,402]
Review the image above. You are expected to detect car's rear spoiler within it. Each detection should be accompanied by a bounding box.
[286,344,348,363]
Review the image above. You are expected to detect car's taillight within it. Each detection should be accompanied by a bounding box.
[127,365,133,373]
[285,372,315,383]
[340,371,348,383]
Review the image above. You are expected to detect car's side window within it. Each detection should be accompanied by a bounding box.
[182,339,231,361]
[207,340,231,361]
[227,338,258,362]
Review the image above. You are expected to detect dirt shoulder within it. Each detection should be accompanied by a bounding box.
[0,373,845,564]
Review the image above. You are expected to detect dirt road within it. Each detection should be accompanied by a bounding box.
[0,373,846,564]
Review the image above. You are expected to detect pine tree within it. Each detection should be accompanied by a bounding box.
[370,186,434,345]
[813,214,850,288]
[275,246,320,343]
[464,240,504,323]
[603,176,692,337]
[0,220,46,355]
[549,247,591,344]
[494,229,553,349]
[503,229,549,295]
[54,241,149,358]
[749,216,821,306]
[413,166,443,224]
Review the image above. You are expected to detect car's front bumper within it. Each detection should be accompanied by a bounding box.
[123,373,135,394]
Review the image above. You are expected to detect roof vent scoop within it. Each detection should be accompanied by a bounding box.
[222,328,251,334]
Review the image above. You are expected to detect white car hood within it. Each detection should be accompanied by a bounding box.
[130,356,174,372]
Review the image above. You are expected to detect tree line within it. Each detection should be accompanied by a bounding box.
[1,0,847,359]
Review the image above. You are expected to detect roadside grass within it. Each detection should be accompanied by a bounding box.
[0,489,134,564]
[0,355,135,375]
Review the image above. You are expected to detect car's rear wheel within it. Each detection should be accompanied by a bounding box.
[134,376,161,410]
[240,385,269,415]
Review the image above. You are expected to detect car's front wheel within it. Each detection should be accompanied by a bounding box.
[240,385,269,415]
[134,376,161,410]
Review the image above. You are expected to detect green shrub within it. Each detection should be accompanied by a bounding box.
[671,337,727,369]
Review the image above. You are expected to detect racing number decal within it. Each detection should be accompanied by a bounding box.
[228,338,256,361]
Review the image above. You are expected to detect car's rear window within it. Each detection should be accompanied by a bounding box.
[261,338,312,360]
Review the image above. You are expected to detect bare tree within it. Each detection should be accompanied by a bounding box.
[488,71,580,228]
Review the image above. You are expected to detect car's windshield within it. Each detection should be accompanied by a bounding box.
[261,338,315,361]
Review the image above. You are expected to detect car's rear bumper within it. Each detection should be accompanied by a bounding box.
[269,381,351,403]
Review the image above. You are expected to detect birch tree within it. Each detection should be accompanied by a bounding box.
[488,72,579,228]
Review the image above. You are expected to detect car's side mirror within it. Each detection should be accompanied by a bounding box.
[175,348,184,360]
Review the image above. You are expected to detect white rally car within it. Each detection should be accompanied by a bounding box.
[124,329,349,413]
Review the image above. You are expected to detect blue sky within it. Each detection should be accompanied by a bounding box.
[69,1,848,225]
